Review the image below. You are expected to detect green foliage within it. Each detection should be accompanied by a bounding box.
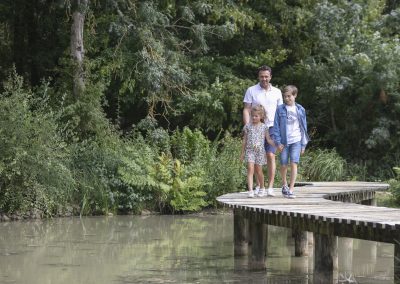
[118,128,209,213]
[69,137,122,216]
[118,124,244,213]
[0,71,75,215]
[167,158,208,213]
[301,148,346,181]
[2,0,400,216]
[285,0,400,178]
[170,127,210,162]
[389,167,400,205]
[203,134,245,205]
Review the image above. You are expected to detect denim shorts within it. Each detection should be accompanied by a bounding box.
[280,141,302,165]
[264,127,277,154]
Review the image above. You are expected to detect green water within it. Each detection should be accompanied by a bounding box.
[0,214,394,283]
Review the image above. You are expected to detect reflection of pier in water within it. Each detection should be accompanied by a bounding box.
[217,181,400,283]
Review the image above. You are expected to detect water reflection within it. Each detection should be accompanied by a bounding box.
[0,215,394,283]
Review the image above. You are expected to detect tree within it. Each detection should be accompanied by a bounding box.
[71,0,89,97]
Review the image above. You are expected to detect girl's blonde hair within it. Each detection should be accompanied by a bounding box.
[251,105,267,123]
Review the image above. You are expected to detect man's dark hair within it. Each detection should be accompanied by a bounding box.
[258,65,272,75]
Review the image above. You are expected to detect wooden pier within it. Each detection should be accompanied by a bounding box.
[217,181,400,283]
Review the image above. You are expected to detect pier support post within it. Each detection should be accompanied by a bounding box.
[308,231,314,245]
[293,228,308,256]
[361,198,377,206]
[233,209,248,256]
[394,240,400,283]
[314,233,338,283]
[249,212,266,270]
[338,238,353,275]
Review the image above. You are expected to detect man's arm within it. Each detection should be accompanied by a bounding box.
[277,91,283,105]
[240,132,247,161]
[243,103,252,125]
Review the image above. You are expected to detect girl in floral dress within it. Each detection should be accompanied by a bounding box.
[240,105,275,198]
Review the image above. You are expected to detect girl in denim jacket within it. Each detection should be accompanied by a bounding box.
[273,85,310,199]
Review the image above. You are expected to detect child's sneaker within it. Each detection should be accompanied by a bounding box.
[281,185,289,196]
[286,191,296,199]
[254,186,260,196]
[257,188,266,197]
[248,191,255,198]
[267,188,275,197]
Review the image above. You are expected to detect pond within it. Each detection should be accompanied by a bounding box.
[0,213,394,283]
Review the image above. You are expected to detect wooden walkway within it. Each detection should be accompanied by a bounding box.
[217,181,400,283]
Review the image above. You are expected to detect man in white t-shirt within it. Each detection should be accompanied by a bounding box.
[243,65,283,197]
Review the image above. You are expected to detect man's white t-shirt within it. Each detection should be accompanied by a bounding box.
[285,105,301,144]
[243,83,283,127]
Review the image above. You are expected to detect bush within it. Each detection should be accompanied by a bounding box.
[300,148,346,181]
[69,137,123,216]
[203,134,245,205]
[118,124,244,213]
[389,167,400,205]
[0,71,75,215]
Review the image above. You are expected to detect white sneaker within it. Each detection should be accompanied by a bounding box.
[254,186,260,195]
[257,188,266,197]
[267,188,275,197]
[248,191,255,198]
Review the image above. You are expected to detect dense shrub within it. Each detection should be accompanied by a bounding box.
[300,148,346,181]
[389,167,400,204]
[0,72,75,215]
[118,123,245,213]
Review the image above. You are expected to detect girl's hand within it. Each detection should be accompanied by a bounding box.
[301,149,305,155]
[278,145,284,152]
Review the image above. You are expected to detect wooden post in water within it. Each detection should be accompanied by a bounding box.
[293,227,308,256]
[265,225,269,257]
[338,238,353,275]
[361,198,377,206]
[394,239,400,283]
[249,212,267,270]
[233,209,248,256]
[314,233,338,284]
[308,231,314,246]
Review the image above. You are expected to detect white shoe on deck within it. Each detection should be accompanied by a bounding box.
[267,188,275,197]
[257,188,266,197]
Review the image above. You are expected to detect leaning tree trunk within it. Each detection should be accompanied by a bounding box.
[71,0,88,97]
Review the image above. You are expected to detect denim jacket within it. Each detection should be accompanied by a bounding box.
[272,103,310,150]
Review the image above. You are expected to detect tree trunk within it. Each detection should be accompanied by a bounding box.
[71,0,88,97]
[27,0,39,86]
[13,0,26,78]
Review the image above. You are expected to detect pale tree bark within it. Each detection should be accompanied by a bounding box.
[71,0,89,97]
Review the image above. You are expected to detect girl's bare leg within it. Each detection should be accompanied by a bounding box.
[254,164,264,189]
[247,162,255,191]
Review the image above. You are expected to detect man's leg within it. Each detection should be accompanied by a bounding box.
[266,152,276,189]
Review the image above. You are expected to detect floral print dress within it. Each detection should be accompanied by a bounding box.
[243,123,268,165]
